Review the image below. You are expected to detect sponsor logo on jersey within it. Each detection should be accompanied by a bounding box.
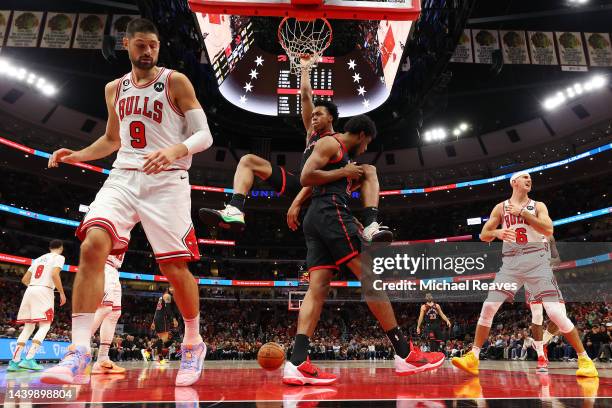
[154,82,165,92]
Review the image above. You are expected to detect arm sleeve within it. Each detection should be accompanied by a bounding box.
[182,108,213,154]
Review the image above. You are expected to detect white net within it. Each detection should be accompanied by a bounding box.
[278,17,332,75]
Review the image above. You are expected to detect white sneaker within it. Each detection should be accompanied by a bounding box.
[199,205,245,232]
[361,222,393,243]
[176,342,207,387]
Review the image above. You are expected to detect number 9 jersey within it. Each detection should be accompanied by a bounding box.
[113,68,191,171]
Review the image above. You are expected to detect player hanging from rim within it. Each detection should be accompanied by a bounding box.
[90,254,126,374]
[282,115,444,386]
[199,56,392,243]
[42,18,213,386]
[151,286,181,364]
[9,240,67,372]
[416,293,451,353]
[451,171,598,378]
[528,234,562,371]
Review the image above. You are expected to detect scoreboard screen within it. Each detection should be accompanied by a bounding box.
[277,57,333,116]
[196,14,414,117]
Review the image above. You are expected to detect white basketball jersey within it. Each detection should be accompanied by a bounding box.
[113,67,191,170]
[501,199,546,251]
[106,253,124,270]
[28,253,65,289]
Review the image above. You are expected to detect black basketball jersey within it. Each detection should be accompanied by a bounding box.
[424,303,440,324]
[154,294,179,321]
[299,130,336,175]
[311,135,352,201]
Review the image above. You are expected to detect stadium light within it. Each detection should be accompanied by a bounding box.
[543,75,608,110]
[425,122,470,143]
[0,57,58,98]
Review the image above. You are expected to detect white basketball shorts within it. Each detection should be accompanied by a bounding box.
[76,168,200,263]
[17,286,55,323]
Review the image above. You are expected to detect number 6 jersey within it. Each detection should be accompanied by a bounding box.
[113,68,191,171]
[501,199,547,253]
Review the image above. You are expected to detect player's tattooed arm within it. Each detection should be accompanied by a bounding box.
[480,203,516,242]
[549,235,561,266]
[48,80,121,167]
[300,137,363,186]
[521,201,554,237]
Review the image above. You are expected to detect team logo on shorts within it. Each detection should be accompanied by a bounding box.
[154,82,165,92]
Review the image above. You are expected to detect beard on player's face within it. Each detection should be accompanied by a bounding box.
[131,55,157,70]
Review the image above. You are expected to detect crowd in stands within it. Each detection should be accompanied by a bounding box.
[1,166,611,281]
[1,277,610,363]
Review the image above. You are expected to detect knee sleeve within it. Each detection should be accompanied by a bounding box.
[91,306,112,335]
[33,322,51,343]
[477,301,503,328]
[17,323,36,343]
[530,303,544,326]
[543,302,574,333]
[100,310,121,343]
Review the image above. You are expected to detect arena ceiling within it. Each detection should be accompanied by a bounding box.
[1,0,611,152]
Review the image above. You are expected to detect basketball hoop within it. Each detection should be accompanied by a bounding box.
[278,17,332,75]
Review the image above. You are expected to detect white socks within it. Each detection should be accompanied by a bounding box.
[72,313,95,353]
[543,330,553,345]
[471,346,481,359]
[26,342,41,360]
[183,314,203,344]
[534,340,544,358]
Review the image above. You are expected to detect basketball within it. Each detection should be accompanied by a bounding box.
[257,342,285,370]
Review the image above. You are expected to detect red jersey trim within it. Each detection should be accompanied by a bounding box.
[130,67,166,89]
[165,70,185,117]
[308,265,340,272]
[113,75,125,107]
[278,166,287,196]
[328,136,346,164]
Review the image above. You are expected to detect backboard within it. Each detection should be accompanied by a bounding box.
[288,291,307,311]
[189,0,420,21]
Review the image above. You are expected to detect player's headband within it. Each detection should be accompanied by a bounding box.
[510,171,530,185]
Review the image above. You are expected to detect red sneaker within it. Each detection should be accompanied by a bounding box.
[282,357,337,385]
[537,355,549,373]
[395,342,445,376]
